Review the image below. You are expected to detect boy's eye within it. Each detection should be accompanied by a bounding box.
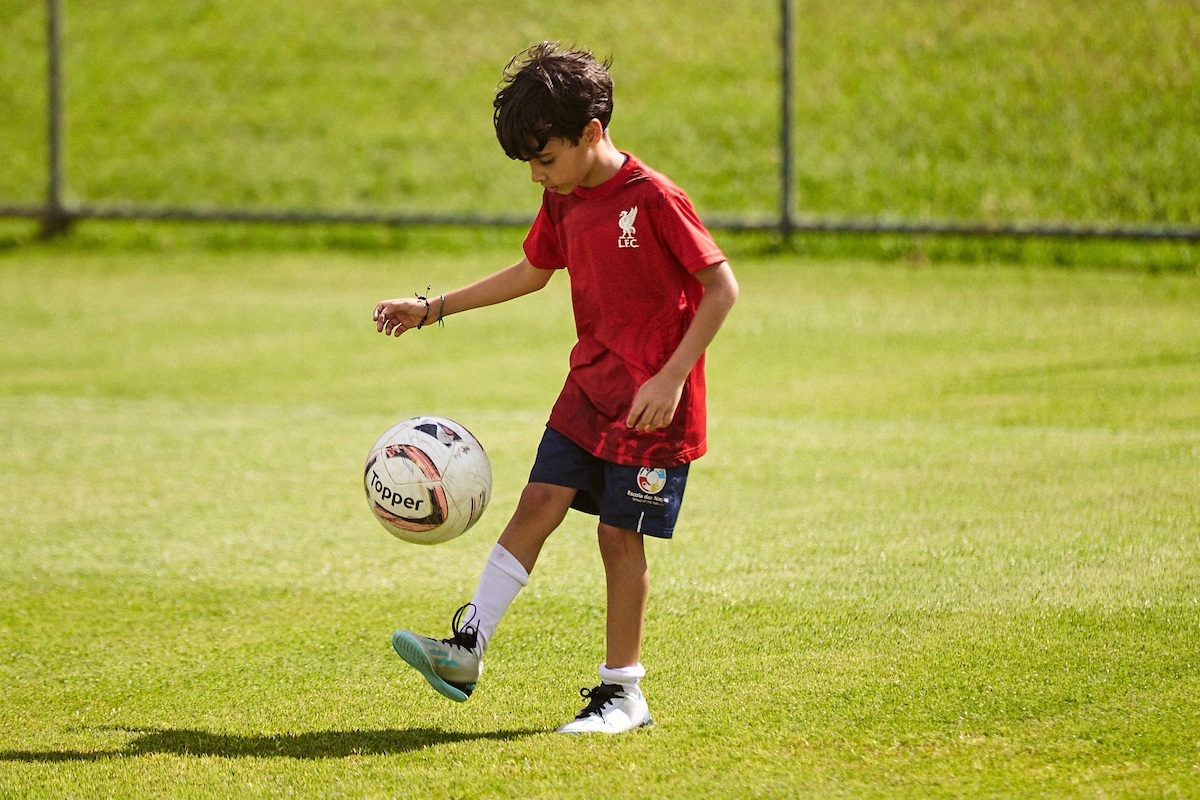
[539,159,554,166]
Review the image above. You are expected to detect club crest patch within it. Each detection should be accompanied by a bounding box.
[618,206,639,248]
[637,467,666,495]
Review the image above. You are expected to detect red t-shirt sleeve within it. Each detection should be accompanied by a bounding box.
[657,190,726,274]
[523,203,566,269]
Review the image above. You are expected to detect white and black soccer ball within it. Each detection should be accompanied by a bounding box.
[364,416,492,545]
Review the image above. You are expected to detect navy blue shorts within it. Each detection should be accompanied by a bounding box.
[527,427,690,539]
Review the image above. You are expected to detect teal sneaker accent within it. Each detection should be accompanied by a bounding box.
[390,604,482,703]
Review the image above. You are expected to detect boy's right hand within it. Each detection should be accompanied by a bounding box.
[373,298,429,336]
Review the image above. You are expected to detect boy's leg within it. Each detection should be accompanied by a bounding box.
[497,482,578,575]
[392,481,576,702]
[559,459,689,734]
[556,523,653,734]
[473,481,577,651]
[597,523,648,669]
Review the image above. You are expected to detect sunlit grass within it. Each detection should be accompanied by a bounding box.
[1,247,1197,797]
[1,1,1197,225]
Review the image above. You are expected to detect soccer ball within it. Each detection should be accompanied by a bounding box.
[364,416,492,545]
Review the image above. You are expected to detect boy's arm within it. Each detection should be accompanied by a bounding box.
[374,257,554,336]
[626,260,739,432]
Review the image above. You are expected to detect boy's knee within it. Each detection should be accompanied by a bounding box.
[510,482,575,529]
[498,483,577,563]
[597,523,644,560]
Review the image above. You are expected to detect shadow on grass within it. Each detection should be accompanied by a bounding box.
[0,726,543,761]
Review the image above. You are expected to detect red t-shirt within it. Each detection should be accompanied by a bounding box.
[523,153,726,467]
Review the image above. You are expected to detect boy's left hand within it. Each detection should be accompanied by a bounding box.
[374,297,429,336]
[626,372,685,432]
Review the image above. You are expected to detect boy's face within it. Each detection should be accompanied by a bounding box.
[526,120,606,195]
[528,137,592,195]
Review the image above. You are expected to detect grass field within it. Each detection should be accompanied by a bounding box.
[2,1,1199,794]
[3,0,1198,225]
[1,242,1198,798]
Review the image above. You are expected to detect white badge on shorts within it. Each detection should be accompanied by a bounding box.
[636,467,667,495]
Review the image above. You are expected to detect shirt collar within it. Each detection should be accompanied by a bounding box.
[572,152,637,200]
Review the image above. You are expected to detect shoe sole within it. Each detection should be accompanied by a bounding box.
[391,631,472,703]
[556,712,654,735]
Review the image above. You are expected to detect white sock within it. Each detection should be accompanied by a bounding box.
[599,662,646,695]
[467,543,529,655]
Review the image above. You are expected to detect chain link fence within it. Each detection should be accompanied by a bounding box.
[3,0,1198,242]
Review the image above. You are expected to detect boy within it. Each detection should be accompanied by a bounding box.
[373,41,738,734]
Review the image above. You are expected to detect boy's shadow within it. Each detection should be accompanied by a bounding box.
[0,726,542,762]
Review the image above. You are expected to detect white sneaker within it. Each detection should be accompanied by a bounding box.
[556,683,653,734]
[391,603,482,703]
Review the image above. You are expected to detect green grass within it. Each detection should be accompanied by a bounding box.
[2,0,1198,225]
[3,1,1196,794]
[1,245,1198,797]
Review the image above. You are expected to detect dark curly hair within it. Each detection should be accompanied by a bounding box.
[493,42,614,161]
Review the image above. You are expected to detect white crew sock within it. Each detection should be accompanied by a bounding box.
[599,662,646,695]
[467,543,529,655]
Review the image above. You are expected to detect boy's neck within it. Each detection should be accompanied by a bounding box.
[580,136,627,189]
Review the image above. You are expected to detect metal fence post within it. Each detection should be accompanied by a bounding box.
[39,0,71,239]
[779,0,795,240]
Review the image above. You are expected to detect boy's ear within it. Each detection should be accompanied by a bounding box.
[582,118,604,146]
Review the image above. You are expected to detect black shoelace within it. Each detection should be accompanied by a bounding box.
[572,683,623,720]
[446,602,479,650]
